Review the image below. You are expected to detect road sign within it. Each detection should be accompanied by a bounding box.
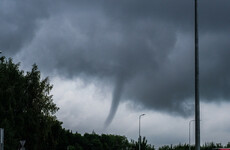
[20,140,26,150]
[20,140,26,147]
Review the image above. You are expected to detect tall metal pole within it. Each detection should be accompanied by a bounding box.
[139,115,141,150]
[194,0,200,150]
[0,128,4,150]
[139,114,145,150]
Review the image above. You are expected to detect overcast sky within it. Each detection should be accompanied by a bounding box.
[1,0,230,147]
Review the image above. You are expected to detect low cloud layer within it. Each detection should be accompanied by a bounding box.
[2,0,230,125]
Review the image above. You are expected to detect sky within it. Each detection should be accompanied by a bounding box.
[1,0,230,147]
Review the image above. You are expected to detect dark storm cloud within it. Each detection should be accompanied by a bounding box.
[0,0,50,55]
[3,0,230,123]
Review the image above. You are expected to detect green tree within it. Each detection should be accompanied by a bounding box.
[0,57,60,150]
[226,142,230,148]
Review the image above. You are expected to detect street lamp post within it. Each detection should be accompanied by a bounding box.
[194,0,200,150]
[139,114,145,150]
[189,120,195,150]
[0,52,3,150]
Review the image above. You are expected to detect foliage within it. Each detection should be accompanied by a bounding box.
[158,142,230,150]
[56,131,141,150]
[0,57,60,150]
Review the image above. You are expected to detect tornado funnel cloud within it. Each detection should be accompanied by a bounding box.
[104,77,124,128]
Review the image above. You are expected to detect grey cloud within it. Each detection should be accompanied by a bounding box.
[200,33,230,101]
[0,0,50,55]
[4,0,230,124]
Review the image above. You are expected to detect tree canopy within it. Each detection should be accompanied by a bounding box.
[0,57,59,149]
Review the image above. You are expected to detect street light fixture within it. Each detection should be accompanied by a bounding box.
[139,113,145,150]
